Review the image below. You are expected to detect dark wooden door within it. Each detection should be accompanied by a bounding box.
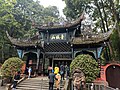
[53,60,71,68]
[106,65,120,89]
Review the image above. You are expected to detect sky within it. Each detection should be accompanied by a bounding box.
[39,0,66,17]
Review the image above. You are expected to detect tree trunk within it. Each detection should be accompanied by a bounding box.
[100,0,109,31]
[94,0,106,33]
[109,0,120,36]
[107,41,115,61]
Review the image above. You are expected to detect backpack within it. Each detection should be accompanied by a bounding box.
[54,67,59,74]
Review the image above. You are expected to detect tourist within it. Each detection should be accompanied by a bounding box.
[28,66,32,79]
[48,70,55,90]
[12,71,20,90]
[60,63,65,80]
[65,64,70,79]
[55,72,61,90]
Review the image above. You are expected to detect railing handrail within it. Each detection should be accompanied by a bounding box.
[86,83,116,90]
[67,78,116,90]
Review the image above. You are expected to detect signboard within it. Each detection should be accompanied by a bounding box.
[50,33,66,40]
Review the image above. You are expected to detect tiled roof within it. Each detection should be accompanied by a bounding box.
[6,31,41,47]
[71,30,112,44]
[36,14,84,30]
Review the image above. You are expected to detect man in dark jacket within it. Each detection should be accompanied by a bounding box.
[13,71,20,90]
[60,64,65,80]
[48,70,55,90]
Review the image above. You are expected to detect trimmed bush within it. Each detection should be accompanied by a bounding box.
[70,54,100,82]
[1,57,24,78]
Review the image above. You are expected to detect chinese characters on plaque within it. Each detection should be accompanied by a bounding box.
[50,33,66,40]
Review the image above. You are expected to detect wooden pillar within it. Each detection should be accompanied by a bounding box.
[96,48,98,59]
[42,53,45,75]
[66,29,68,41]
[49,58,52,67]
[52,59,53,68]
[47,30,49,42]
[25,52,30,74]
[96,48,102,78]
[98,58,101,78]
[36,49,40,75]
[71,45,74,59]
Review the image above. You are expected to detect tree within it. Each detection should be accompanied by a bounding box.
[70,54,100,82]
[42,6,60,24]
[1,57,24,78]
[63,0,93,19]
[0,0,18,62]
[63,0,119,32]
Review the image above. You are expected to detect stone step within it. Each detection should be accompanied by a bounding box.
[16,88,63,90]
[16,77,65,90]
[17,84,64,88]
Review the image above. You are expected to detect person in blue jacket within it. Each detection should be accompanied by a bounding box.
[48,70,55,90]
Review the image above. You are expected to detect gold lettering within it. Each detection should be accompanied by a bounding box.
[56,35,60,39]
[51,34,65,40]
[61,34,64,39]
[51,35,56,39]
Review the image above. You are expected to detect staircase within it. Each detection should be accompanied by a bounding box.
[16,77,65,90]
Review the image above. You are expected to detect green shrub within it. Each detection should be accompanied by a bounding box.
[1,57,24,78]
[70,54,100,82]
